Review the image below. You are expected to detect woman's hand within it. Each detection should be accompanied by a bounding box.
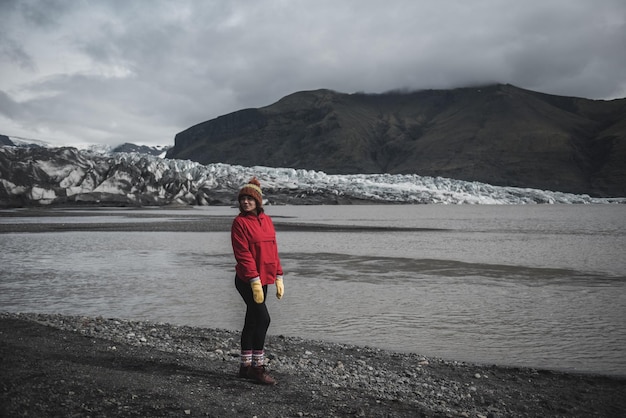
[275,276,284,299]
[250,277,264,303]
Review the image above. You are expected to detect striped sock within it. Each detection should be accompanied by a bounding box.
[252,350,264,367]
[241,350,252,367]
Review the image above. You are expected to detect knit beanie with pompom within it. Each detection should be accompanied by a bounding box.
[238,177,263,210]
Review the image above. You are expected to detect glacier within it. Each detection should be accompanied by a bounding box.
[0,145,623,208]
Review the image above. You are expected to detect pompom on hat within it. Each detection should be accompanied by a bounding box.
[238,177,263,210]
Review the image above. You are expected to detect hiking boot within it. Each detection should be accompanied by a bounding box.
[238,365,251,379]
[247,365,277,385]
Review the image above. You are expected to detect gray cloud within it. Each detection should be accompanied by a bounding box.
[0,34,36,71]
[0,0,625,147]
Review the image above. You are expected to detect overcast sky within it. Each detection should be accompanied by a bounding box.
[1,0,625,148]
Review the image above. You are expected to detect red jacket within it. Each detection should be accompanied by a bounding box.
[231,212,283,285]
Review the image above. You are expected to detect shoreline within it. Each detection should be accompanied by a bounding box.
[2,312,625,417]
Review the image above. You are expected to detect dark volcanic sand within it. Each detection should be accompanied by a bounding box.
[1,313,625,417]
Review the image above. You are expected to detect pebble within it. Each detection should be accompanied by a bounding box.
[1,312,522,417]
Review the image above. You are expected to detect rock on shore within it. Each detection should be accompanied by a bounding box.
[1,312,625,417]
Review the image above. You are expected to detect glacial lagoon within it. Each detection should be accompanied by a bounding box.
[1,204,625,376]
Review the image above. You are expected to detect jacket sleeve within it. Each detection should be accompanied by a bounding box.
[231,218,259,281]
[276,250,284,277]
[269,216,284,277]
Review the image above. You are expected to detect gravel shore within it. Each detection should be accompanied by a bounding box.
[1,312,625,417]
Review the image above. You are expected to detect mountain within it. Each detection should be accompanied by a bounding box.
[0,135,47,148]
[166,84,626,197]
[0,136,168,157]
[112,143,169,157]
[0,146,620,208]
[0,135,12,146]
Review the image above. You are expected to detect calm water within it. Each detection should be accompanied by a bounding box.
[1,204,625,376]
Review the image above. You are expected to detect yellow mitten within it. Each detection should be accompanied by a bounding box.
[250,278,264,304]
[275,276,284,299]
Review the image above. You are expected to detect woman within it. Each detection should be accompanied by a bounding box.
[231,177,284,385]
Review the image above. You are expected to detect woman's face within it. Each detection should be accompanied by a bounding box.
[239,195,257,213]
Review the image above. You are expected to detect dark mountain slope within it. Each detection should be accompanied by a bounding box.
[166,84,626,197]
[0,135,13,146]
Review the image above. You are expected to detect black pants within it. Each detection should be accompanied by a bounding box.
[235,276,271,351]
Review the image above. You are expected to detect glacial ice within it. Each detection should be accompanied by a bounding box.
[0,146,623,207]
